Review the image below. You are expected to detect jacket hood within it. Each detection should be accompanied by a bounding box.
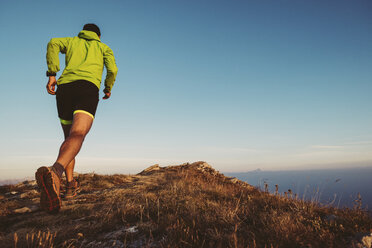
[78,30,101,41]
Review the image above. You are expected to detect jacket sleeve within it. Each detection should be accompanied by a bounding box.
[46,37,71,74]
[103,46,118,93]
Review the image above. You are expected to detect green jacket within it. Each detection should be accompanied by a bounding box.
[46,30,118,92]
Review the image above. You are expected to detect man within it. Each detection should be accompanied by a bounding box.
[35,23,118,213]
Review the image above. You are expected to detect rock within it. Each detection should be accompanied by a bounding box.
[362,234,372,248]
[125,226,138,233]
[190,161,219,176]
[193,161,213,169]
[16,181,26,187]
[6,191,18,195]
[225,176,254,190]
[229,178,240,184]
[20,190,38,198]
[26,180,37,187]
[139,164,160,175]
[14,207,32,214]
[353,232,372,248]
[13,205,38,214]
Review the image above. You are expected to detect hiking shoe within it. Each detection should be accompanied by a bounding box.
[60,183,66,194]
[35,166,61,213]
[64,179,80,199]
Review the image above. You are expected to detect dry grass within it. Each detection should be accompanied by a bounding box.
[0,162,371,247]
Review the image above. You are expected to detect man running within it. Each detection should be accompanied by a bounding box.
[35,23,118,213]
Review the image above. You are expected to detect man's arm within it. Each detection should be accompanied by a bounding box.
[46,37,71,76]
[46,37,71,95]
[103,46,118,99]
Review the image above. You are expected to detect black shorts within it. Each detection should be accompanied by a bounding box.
[56,80,99,124]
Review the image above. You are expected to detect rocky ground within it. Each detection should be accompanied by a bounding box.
[0,162,371,247]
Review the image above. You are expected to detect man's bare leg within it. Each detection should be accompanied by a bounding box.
[65,160,75,182]
[36,113,93,212]
[56,113,93,169]
[61,124,76,183]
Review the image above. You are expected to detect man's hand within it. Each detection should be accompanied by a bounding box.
[103,91,111,100]
[46,76,57,95]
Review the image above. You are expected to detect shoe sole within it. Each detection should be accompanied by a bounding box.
[35,167,61,213]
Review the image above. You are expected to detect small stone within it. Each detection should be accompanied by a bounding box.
[20,193,27,198]
[354,232,372,248]
[14,207,32,214]
[26,181,37,187]
[20,190,38,199]
[5,191,18,195]
[362,234,372,248]
[125,225,138,233]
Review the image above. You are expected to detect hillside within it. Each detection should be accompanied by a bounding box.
[0,162,371,248]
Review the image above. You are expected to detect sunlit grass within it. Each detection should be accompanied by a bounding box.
[1,162,371,247]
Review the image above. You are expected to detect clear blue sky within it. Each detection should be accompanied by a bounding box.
[0,0,371,180]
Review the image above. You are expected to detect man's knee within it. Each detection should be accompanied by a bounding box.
[69,129,87,140]
[71,112,94,136]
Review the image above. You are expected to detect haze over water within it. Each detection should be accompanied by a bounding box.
[226,166,372,209]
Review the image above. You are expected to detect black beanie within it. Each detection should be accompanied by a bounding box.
[83,23,101,37]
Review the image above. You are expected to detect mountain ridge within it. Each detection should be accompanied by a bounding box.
[0,161,371,247]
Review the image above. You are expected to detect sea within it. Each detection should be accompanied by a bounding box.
[225,167,372,209]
